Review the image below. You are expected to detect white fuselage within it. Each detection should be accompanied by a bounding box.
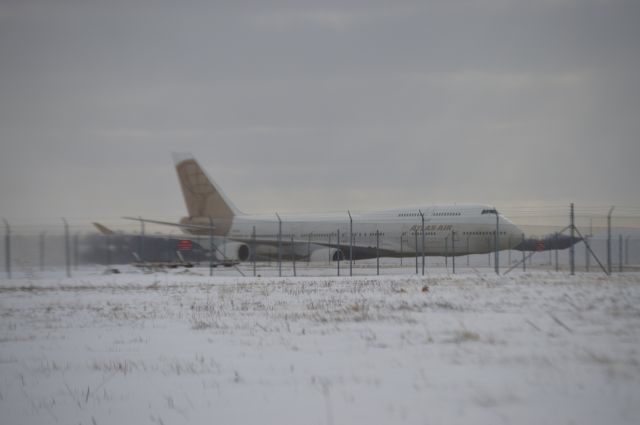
[209,204,523,257]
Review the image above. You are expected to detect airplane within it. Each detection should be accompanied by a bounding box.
[85,222,209,266]
[126,153,528,262]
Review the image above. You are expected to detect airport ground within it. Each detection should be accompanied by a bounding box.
[1,265,639,425]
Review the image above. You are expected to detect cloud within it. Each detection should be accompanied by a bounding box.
[0,0,639,221]
[249,1,423,31]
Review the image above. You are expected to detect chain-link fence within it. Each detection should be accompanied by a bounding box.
[2,206,640,279]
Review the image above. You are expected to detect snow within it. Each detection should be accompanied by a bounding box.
[1,265,639,424]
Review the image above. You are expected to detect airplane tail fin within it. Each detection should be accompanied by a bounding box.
[93,222,115,235]
[172,153,242,219]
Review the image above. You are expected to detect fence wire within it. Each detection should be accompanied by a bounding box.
[2,207,640,279]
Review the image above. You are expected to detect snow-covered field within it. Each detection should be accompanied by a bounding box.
[1,265,639,425]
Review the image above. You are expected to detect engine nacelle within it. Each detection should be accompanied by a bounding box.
[309,247,344,262]
[216,242,250,262]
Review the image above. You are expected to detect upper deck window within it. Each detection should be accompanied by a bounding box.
[433,211,462,216]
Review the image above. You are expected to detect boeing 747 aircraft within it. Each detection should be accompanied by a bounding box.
[128,154,525,262]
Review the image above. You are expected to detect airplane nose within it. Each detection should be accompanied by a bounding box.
[500,216,524,248]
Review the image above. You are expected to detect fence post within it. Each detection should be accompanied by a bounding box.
[337,229,340,276]
[252,225,256,277]
[585,236,590,272]
[3,219,10,279]
[522,234,526,272]
[276,213,282,277]
[73,232,79,270]
[348,211,353,276]
[347,210,353,276]
[400,234,403,267]
[467,236,470,267]
[376,229,380,276]
[209,216,214,277]
[555,233,559,272]
[445,236,448,271]
[494,211,500,275]
[415,231,418,275]
[63,218,71,278]
[307,232,311,265]
[419,210,425,276]
[138,216,145,262]
[570,203,575,276]
[291,234,296,277]
[452,230,456,274]
[607,207,614,274]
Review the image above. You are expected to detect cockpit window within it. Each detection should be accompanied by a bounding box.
[481,209,498,214]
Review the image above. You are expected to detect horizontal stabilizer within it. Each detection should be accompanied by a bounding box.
[93,222,115,235]
[122,216,216,232]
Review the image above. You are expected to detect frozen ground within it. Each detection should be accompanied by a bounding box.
[1,265,639,425]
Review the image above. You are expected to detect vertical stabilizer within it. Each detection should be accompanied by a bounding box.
[172,153,241,220]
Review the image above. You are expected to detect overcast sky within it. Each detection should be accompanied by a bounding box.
[1,0,639,224]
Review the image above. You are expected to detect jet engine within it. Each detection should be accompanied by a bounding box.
[309,247,344,262]
[215,242,250,261]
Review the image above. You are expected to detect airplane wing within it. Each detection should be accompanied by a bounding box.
[122,216,216,233]
[122,217,393,261]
